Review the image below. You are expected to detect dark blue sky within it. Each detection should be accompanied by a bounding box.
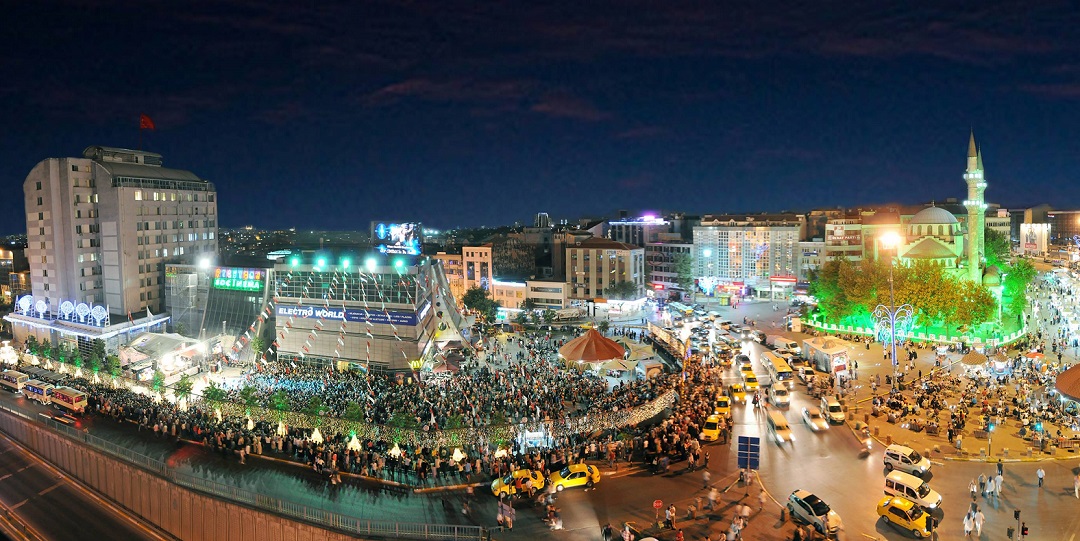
[3,1,1079,233]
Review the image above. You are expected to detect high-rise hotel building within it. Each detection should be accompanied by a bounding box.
[22,146,218,317]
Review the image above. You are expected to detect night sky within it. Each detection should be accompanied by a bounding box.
[3,1,1080,234]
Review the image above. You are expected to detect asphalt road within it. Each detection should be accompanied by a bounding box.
[0,296,1078,540]
[0,431,166,541]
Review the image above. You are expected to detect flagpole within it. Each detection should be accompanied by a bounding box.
[139,125,143,151]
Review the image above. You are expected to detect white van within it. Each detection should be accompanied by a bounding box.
[768,384,791,408]
[821,396,845,424]
[884,470,941,509]
[767,410,795,445]
[883,444,931,477]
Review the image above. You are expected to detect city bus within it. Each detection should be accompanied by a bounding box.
[760,351,795,386]
[52,386,88,414]
[0,369,29,393]
[22,380,54,405]
[667,302,695,321]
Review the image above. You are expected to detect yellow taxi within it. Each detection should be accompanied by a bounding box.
[713,395,731,417]
[742,372,760,391]
[700,414,723,442]
[739,363,754,376]
[491,469,546,497]
[729,383,747,403]
[549,464,600,491]
[876,496,932,538]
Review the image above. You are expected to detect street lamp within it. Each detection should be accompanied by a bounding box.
[873,232,913,394]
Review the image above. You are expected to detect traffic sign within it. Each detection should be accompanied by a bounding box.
[737,435,760,470]
[653,499,664,509]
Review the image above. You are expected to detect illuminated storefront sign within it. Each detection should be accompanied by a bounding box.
[213,267,264,291]
[275,305,419,326]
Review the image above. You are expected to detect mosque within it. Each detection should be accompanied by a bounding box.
[891,132,1000,289]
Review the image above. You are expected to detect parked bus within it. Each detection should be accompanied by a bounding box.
[667,302,695,321]
[22,380,54,405]
[0,369,29,393]
[52,386,88,414]
[761,352,795,386]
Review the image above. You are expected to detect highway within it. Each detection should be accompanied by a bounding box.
[0,430,170,541]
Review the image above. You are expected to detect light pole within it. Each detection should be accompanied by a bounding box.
[873,233,913,394]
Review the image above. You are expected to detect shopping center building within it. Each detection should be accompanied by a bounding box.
[270,253,465,372]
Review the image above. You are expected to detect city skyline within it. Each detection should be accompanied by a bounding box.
[3,2,1080,234]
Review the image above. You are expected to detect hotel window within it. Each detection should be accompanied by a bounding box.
[37,197,42,205]
[135,191,143,201]
[72,165,78,172]
[36,182,41,190]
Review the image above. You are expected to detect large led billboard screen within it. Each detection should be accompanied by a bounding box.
[213,267,265,292]
[372,221,422,256]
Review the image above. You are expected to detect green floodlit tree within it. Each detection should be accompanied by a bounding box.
[1003,257,1037,321]
[984,228,1012,270]
[810,256,999,336]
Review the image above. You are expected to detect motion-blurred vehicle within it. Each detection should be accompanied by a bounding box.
[876,496,932,538]
[491,469,546,497]
[801,407,830,431]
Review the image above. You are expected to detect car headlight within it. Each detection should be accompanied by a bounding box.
[789,434,796,442]
[776,435,785,444]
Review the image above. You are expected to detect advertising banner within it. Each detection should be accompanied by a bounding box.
[213,267,265,292]
[275,305,419,326]
[372,221,423,256]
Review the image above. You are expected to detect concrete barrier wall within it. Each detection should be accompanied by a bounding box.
[0,411,361,541]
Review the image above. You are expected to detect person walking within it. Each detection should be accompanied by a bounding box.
[1037,467,1045,488]
[1074,473,1079,498]
[973,508,985,537]
[602,523,613,541]
[703,469,711,489]
[994,472,1003,498]
[707,487,719,510]
[997,459,1003,477]
[969,478,977,500]
[962,511,974,537]
[758,489,767,511]
[978,473,986,496]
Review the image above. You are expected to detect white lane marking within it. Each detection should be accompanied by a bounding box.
[9,499,27,509]
[38,481,63,496]
[0,474,10,481]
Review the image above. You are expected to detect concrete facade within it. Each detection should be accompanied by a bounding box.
[565,238,645,300]
[23,146,218,316]
[462,245,493,292]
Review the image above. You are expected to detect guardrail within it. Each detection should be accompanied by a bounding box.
[0,402,486,541]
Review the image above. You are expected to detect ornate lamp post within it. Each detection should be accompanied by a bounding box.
[873,232,914,393]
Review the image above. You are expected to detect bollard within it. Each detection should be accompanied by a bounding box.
[1003,448,1009,457]
[925,448,931,460]
[886,435,892,446]
[980,447,986,458]
[933,445,941,455]
[864,413,870,424]
[874,426,880,436]
[849,412,854,421]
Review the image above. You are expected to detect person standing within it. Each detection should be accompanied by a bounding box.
[997,459,1003,477]
[1037,467,1045,488]
[602,523,613,541]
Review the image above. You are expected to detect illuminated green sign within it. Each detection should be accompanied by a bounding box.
[213,267,264,292]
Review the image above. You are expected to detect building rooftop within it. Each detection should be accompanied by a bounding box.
[572,237,640,250]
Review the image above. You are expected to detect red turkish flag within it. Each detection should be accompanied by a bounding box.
[139,114,156,130]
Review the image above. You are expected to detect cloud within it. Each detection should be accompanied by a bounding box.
[364,78,533,106]
[530,93,609,121]
[1020,83,1080,99]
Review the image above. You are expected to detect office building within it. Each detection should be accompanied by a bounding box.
[692,214,804,298]
[566,238,645,300]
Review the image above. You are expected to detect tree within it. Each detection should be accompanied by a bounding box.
[604,280,640,300]
[104,355,122,378]
[462,286,500,323]
[89,354,102,374]
[202,381,226,407]
[1003,258,1036,319]
[173,374,194,405]
[952,280,997,332]
[71,352,84,369]
[25,336,38,356]
[984,228,1012,270]
[174,322,187,336]
[250,336,266,359]
[344,402,364,422]
[542,309,557,323]
[514,310,529,325]
[387,411,419,429]
[521,298,539,312]
[303,395,326,419]
[91,339,107,363]
[238,385,258,413]
[444,414,465,429]
[597,320,611,335]
[151,370,166,392]
[674,253,695,299]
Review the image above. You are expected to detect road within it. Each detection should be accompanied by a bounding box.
[0,295,1078,540]
[0,430,168,541]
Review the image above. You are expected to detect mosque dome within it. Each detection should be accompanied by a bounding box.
[909,206,959,225]
[982,265,1001,286]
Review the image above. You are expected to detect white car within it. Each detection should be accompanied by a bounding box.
[802,407,830,431]
[769,385,791,407]
[787,490,843,536]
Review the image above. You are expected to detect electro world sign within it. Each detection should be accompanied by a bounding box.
[213,267,265,292]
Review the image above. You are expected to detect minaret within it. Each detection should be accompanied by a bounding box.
[963,131,987,282]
